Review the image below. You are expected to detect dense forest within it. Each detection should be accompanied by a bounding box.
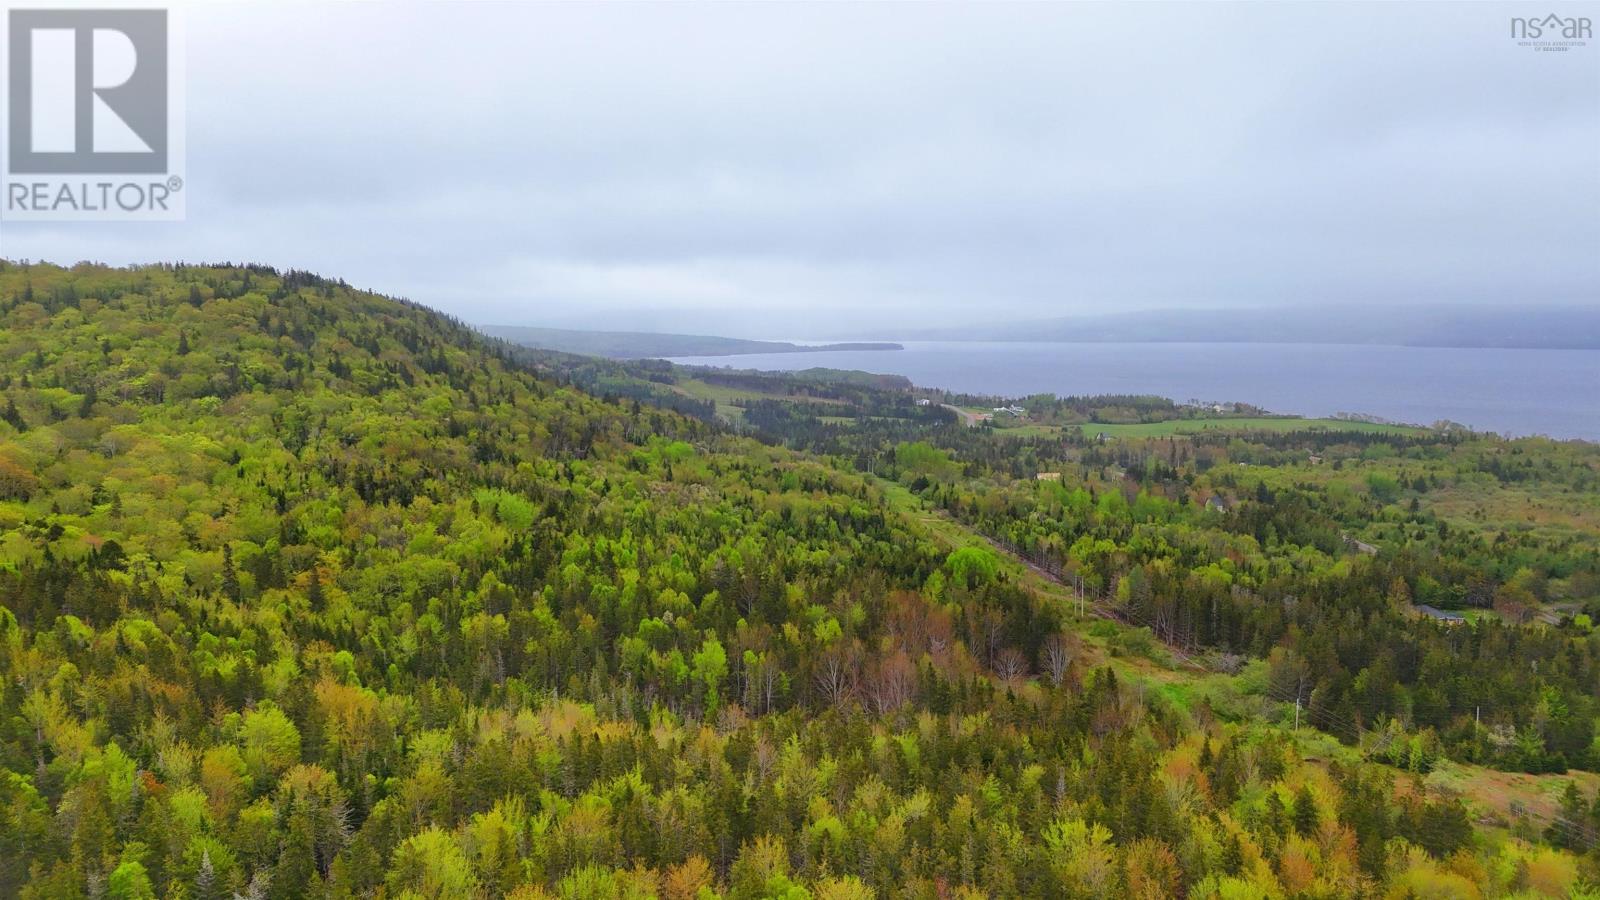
[2,261,1600,898]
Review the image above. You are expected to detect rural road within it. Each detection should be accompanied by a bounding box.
[941,404,984,427]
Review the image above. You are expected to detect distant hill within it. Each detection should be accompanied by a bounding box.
[901,305,1600,349]
[483,325,901,359]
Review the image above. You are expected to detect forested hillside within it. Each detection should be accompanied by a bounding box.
[1,261,1598,898]
[903,433,1600,774]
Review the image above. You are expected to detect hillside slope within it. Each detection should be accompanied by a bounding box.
[0,261,1587,898]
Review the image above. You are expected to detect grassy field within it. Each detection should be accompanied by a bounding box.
[986,423,1063,438]
[670,377,851,420]
[1428,761,1600,824]
[1074,417,1426,437]
[1427,479,1600,538]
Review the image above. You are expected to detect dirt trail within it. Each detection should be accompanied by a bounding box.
[940,404,984,427]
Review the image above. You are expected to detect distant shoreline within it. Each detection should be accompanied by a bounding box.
[885,305,1600,351]
[746,341,904,355]
[873,337,1600,351]
[662,340,1600,441]
[481,324,901,359]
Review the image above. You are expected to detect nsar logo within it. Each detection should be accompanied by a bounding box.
[1510,13,1592,52]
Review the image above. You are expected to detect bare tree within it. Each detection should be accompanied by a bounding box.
[967,607,1006,668]
[814,641,860,707]
[993,646,1028,682]
[867,650,917,716]
[752,734,776,785]
[1041,632,1077,686]
[886,591,930,652]
[926,605,953,658]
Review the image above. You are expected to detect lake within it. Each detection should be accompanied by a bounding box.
[666,341,1600,441]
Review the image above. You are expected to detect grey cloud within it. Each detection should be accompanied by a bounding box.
[2,1,1595,337]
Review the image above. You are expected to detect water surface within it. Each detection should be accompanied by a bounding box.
[666,341,1600,440]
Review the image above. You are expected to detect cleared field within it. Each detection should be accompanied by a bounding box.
[1427,480,1600,538]
[670,377,843,405]
[1428,761,1600,825]
[987,423,1063,438]
[1076,417,1426,437]
[669,377,852,420]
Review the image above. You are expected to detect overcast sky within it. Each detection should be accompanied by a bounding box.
[2,1,1597,337]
